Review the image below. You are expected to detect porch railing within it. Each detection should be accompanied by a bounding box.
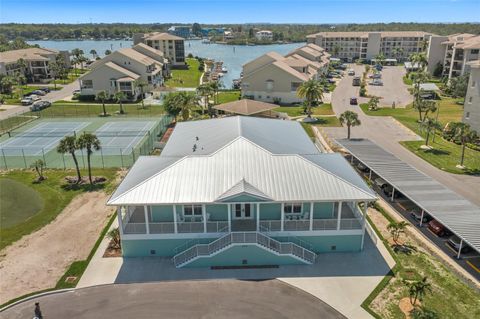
[123,222,146,234]
[149,222,175,234]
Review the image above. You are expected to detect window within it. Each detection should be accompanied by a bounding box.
[469,96,473,103]
[81,80,93,89]
[472,81,476,88]
[291,82,302,92]
[284,203,302,214]
[471,49,479,54]
[183,205,203,217]
[266,79,274,91]
[465,112,470,119]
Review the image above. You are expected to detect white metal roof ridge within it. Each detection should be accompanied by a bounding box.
[108,137,376,205]
[216,178,273,202]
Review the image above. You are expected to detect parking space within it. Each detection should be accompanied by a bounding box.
[366,65,413,107]
[348,154,480,281]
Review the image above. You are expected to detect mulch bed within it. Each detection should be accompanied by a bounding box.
[65,176,107,185]
[103,240,122,258]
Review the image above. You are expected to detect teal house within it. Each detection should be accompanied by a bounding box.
[108,117,376,268]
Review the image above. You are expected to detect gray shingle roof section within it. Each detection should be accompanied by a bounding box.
[161,116,320,157]
[336,138,480,253]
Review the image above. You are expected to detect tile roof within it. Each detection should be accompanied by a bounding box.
[213,99,277,116]
[0,47,59,64]
[145,32,184,41]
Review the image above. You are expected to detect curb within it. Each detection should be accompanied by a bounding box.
[0,288,74,312]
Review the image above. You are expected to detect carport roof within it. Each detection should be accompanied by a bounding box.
[419,83,440,91]
[336,138,480,253]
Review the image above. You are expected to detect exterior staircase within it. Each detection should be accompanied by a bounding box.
[173,232,317,268]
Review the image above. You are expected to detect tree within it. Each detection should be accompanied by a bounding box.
[374,53,386,66]
[104,49,112,56]
[332,45,340,57]
[71,48,85,74]
[192,23,202,37]
[114,91,126,114]
[135,80,148,109]
[248,28,255,39]
[30,159,45,181]
[410,52,428,71]
[0,75,16,96]
[446,73,469,98]
[16,58,29,82]
[208,81,221,105]
[176,91,199,121]
[420,117,441,147]
[392,47,404,61]
[339,111,361,139]
[196,83,214,115]
[77,132,101,185]
[107,227,121,249]
[404,277,432,306]
[89,49,97,59]
[163,92,182,122]
[387,221,409,244]
[49,59,64,90]
[13,71,26,97]
[57,136,82,183]
[95,90,109,116]
[453,123,477,167]
[368,96,380,111]
[296,79,324,120]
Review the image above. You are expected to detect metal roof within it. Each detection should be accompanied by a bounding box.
[108,137,376,205]
[419,83,440,91]
[336,139,480,253]
[161,116,320,157]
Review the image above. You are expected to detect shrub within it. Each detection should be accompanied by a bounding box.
[77,94,96,102]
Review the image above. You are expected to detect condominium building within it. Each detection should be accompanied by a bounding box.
[427,33,480,80]
[108,116,375,268]
[0,47,70,82]
[241,44,330,104]
[463,61,480,133]
[133,32,186,66]
[255,30,273,41]
[167,26,192,39]
[78,43,168,100]
[306,31,431,62]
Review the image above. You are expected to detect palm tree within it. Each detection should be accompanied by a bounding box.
[135,80,148,109]
[368,96,380,111]
[453,123,477,167]
[30,159,45,181]
[297,79,324,120]
[405,277,432,306]
[339,111,361,139]
[374,53,386,66]
[49,60,62,90]
[77,55,88,71]
[177,91,199,121]
[332,45,340,58]
[89,49,97,59]
[392,47,404,62]
[387,221,409,244]
[95,90,109,116]
[104,49,112,56]
[196,83,214,115]
[13,71,27,97]
[0,75,16,97]
[16,58,29,82]
[420,117,441,147]
[57,136,82,183]
[208,81,221,105]
[410,53,428,71]
[114,91,126,114]
[77,132,101,185]
[71,48,85,74]
[107,228,121,249]
[163,92,182,122]
[414,98,437,123]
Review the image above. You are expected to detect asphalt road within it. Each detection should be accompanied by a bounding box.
[1,280,345,319]
[366,66,413,107]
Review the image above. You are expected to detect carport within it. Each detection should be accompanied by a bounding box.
[336,138,480,258]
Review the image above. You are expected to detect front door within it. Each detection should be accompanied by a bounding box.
[233,203,253,219]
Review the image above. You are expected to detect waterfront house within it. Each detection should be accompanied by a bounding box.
[78,43,167,100]
[241,44,330,104]
[107,117,376,268]
[255,30,273,41]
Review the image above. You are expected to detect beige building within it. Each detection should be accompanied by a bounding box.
[427,33,480,80]
[463,60,480,133]
[78,43,167,100]
[0,47,70,82]
[306,31,431,62]
[241,44,330,104]
[133,32,186,66]
[255,30,273,41]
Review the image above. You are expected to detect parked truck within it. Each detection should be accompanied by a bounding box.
[352,76,361,86]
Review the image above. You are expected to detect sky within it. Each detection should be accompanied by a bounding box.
[0,0,479,24]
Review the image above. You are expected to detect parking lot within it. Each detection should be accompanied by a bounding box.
[348,154,480,281]
[365,65,413,107]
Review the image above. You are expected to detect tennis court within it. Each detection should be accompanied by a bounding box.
[0,121,90,156]
[95,121,156,155]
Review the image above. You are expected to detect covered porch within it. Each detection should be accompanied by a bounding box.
[118,201,366,235]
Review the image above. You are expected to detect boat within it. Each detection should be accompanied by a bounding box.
[222,67,228,73]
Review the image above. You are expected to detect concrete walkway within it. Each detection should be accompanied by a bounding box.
[325,63,480,206]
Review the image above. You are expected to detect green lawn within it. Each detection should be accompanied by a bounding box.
[165,58,203,88]
[274,103,335,117]
[359,98,479,174]
[301,117,342,137]
[0,169,117,250]
[33,102,165,118]
[365,205,480,319]
[215,90,241,104]
[1,85,60,104]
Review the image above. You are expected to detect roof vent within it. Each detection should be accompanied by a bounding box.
[192,144,197,152]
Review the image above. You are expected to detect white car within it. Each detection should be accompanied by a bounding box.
[347,69,355,76]
[370,79,384,86]
[21,95,41,106]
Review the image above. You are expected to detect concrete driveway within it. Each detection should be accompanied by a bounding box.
[1,280,345,319]
[366,66,413,107]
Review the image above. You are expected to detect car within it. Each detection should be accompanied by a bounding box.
[420,93,435,100]
[370,79,384,86]
[39,87,51,93]
[335,64,347,70]
[383,185,402,198]
[350,97,358,105]
[31,90,46,96]
[410,209,431,223]
[347,69,355,76]
[374,177,388,189]
[30,100,51,111]
[357,162,370,172]
[327,79,336,84]
[447,235,472,253]
[21,95,40,106]
[427,220,451,237]
[374,64,383,71]
[73,89,81,95]
[368,73,382,79]
[352,76,361,86]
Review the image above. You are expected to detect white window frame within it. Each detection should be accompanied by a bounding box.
[183,204,203,219]
[284,203,303,215]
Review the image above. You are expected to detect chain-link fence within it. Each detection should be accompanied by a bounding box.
[0,115,172,169]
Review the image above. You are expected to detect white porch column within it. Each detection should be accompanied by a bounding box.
[144,205,150,234]
[419,210,425,227]
[368,170,372,181]
[391,188,395,202]
[457,239,463,259]
[202,204,207,233]
[117,206,124,235]
[309,202,314,231]
[361,201,368,250]
[280,203,285,231]
[227,204,231,232]
[336,202,343,230]
[173,205,178,234]
[256,203,260,231]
